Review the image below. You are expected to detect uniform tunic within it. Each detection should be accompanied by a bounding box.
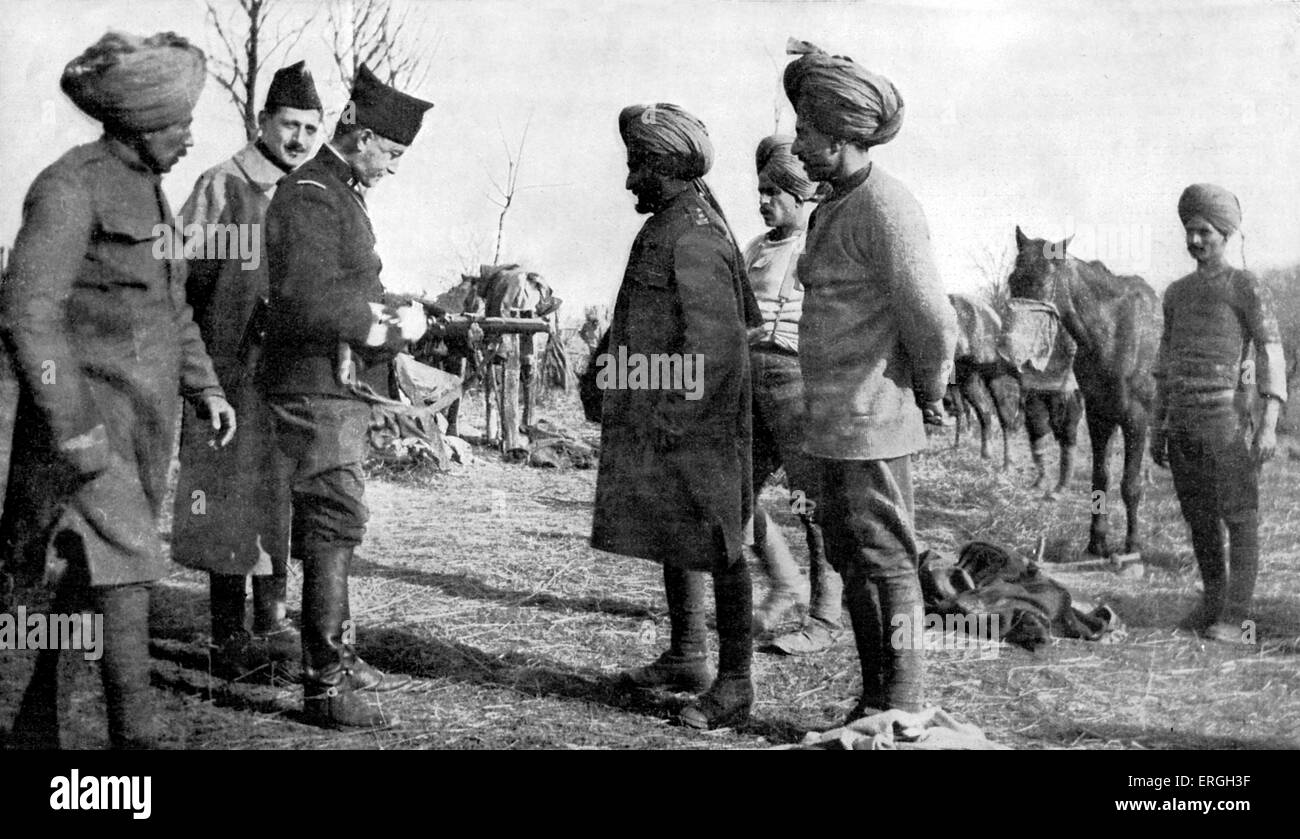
[590,188,754,571]
[171,142,292,575]
[260,145,407,553]
[0,137,223,586]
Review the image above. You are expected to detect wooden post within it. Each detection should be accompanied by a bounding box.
[500,333,524,454]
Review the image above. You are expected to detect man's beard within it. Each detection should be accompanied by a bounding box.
[633,182,667,214]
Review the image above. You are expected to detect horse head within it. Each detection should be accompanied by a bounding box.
[1007,226,1088,348]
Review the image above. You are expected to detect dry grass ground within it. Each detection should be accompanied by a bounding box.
[3,384,1299,750]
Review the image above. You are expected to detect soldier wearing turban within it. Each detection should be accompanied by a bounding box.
[784,38,957,720]
[171,61,324,684]
[1152,183,1286,645]
[1,31,233,749]
[593,103,762,730]
[742,135,843,656]
[260,64,433,729]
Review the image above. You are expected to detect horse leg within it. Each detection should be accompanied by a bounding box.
[965,375,994,460]
[949,384,963,451]
[1086,411,1116,557]
[1052,390,1084,496]
[990,375,1017,471]
[1120,413,1149,555]
[1024,391,1049,490]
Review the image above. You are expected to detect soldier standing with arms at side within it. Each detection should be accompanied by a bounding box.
[592,103,763,729]
[0,32,234,749]
[786,40,957,719]
[172,62,323,680]
[260,65,431,729]
[1150,184,1286,644]
[743,134,844,655]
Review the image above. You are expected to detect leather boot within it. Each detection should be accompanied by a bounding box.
[251,572,301,663]
[877,574,924,713]
[751,510,808,634]
[210,573,264,681]
[621,565,713,692]
[99,584,163,749]
[301,546,395,729]
[680,560,753,730]
[842,568,885,723]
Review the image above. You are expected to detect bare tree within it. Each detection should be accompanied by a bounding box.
[203,0,316,142]
[971,240,1016,317]
[485,116,532,265]
[327,0,437,92]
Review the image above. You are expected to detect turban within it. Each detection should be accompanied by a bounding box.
[1178,183,1242,237]
[346,63,433,146]
[61,31,206,134]
[783,38,904,147]
[755,134,818,201]
[266,60,323,113]
[618,103,714,180]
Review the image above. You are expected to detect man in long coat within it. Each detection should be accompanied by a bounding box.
[0,31,234,749]
[591,103,762,730]
[170,61,323,679]
[261,64,431,729]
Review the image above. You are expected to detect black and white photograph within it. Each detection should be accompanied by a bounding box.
[0,0,1295,792]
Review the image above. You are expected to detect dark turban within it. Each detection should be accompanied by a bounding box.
[783,38,904,147]
[1178,183,1242,237]
[61,31,206,133]
[755,134,818,201]
[618,103,714,180]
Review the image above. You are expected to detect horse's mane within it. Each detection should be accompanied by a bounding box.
[1067,254,1155,302]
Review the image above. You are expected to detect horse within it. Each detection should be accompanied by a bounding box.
[947,293,1021,468]
[1004,226,1162,557]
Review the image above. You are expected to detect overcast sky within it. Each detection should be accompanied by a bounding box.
[3,0,1298,315]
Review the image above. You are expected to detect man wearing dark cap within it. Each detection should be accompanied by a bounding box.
[743,134,843,655]
[592,103,762,730]
[1151,183,1285,644]
[0,31,234,749]
[785,40,957,719]
[172,61,324,681]
[260,63,432,729]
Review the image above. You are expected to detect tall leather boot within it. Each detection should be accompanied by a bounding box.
[877,574,925,713]
[210,573,261,681]
[301,546,394,729]
[680,559,753,730]
[621,565,713,691]
[843,567,885,722]
[252,571,300,663]
[98,583,162,749]
[751,509,807,633]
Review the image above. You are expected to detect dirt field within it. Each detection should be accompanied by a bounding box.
[3,384,1299,750]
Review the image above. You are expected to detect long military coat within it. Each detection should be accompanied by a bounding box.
[0,137,223,587]
[171,143,290,575]
[590,187,757,571]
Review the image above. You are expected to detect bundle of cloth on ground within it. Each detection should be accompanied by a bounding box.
[919,541,1126,650]
[784,706,1010,750]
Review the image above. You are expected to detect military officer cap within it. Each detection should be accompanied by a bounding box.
[265,60,322,112]
[343,63,433,146]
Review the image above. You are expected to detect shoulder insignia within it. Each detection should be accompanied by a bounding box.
[689,206,710,226]
[297,180,329,190]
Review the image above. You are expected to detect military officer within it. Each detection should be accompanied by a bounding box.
[591,103,763,730]
[260,64,432,729]
[171,61,324,680]
[1,31,234,749]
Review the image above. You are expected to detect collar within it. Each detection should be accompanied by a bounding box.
[232,142,289,191]
[254,139,295,174]
[827,161,873,199]
[99,134,160,179]
[322,142,365,192]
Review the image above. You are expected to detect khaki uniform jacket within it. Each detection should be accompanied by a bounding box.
[0,137,222,586]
